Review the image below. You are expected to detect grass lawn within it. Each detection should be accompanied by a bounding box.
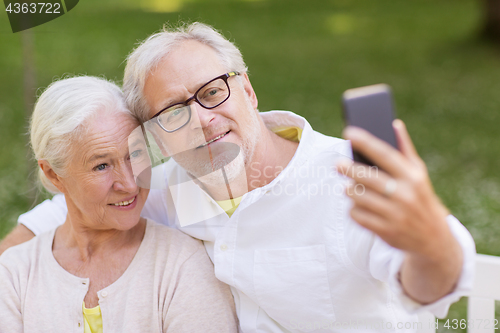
[1,0,500,329]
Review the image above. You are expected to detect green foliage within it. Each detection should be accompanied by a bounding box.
[0,0,499,327]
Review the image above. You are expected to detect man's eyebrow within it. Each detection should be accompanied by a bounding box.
[159,100,176,112]
[129,138,145,148]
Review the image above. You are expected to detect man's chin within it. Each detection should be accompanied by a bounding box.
[172,142,242,176]
[185,151,247,188]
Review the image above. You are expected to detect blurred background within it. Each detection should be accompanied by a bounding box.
[1,0,500,329]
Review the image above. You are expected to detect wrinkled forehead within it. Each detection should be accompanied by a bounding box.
[148,41,228,90]
[161,39,226,72]
[76,111,138,145]
[143,42,229,118]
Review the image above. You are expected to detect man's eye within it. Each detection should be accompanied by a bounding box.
[203,88,221,98]
[207,88,219,96]
[130,150,143,159]
[94,164,107,171]
[166,108,185,122]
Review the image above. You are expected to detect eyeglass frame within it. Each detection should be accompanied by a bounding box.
[150,71,240,133]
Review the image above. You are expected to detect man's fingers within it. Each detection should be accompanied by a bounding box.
[349,206,388,235]
[343,126,410,178]
[346,185,397,218]
[393,119,421,165]
[337,160,398,196]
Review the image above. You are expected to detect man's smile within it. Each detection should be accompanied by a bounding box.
[197,130,231,148]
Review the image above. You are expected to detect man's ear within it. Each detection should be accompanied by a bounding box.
[38,160,66,193]
[241,73,258,110]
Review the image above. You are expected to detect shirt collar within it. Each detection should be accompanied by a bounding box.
[165,111,317,225]
[258,110,315,185]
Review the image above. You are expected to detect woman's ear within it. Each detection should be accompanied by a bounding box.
[38,160,66,193]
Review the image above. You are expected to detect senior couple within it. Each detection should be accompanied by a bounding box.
[0,22,475,333]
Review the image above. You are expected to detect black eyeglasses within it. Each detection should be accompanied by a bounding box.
[151,71,240,133]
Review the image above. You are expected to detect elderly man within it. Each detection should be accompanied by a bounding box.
[2,23,474,332]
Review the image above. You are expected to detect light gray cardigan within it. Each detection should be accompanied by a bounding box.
[0,219,238,333]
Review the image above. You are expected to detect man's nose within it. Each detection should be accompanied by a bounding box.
[189,102,215,130]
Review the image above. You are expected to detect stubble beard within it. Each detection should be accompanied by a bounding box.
[180,100,261,190]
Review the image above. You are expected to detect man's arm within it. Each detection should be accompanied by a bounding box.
[0,224,35,255]
[0,193,69,255]
[337,120,473,305]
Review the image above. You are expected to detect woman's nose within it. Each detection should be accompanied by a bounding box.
[113,162,138,193]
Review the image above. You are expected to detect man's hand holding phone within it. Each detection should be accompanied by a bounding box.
[338,120,452,257]
[336,86,463,306]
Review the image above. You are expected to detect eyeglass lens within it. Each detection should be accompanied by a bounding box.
[157,77,230,132]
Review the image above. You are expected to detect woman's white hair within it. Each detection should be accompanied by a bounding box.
[30,76,132,194]
[123,22,248,122]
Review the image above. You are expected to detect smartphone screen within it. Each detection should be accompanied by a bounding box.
[342,84,398,166]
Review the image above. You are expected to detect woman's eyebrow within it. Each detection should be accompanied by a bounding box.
[86,153,110,164]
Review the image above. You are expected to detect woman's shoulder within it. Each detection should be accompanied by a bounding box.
[142,220,212,282]
[145,219,205,255]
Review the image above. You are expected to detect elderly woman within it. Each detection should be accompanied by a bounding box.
[0,76,238,333]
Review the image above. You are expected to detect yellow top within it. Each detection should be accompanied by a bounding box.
[83,302,103,333]
[271,126,302,143]
[215,126,302,217]
[216,196,243,218]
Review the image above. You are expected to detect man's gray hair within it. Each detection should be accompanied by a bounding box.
[123,22,248,123]
[30,76,132,194]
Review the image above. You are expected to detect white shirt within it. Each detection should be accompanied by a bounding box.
[19,111,476,333]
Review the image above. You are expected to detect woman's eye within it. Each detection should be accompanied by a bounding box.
[94,164,107,171]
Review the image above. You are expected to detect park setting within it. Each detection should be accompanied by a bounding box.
[1,0,500,330]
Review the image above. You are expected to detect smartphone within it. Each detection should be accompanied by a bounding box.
[342,84,399,166]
